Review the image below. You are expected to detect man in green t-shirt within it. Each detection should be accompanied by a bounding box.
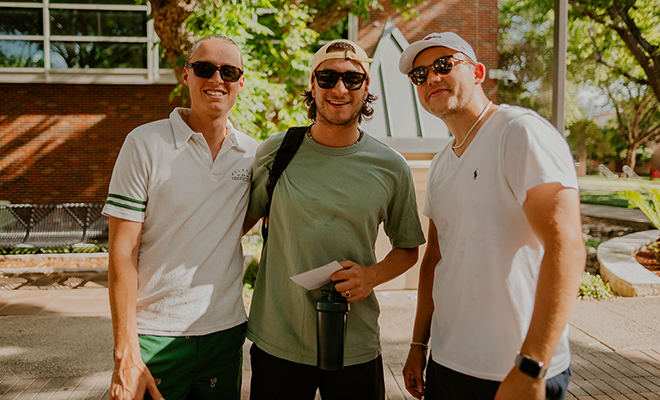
[243,39,426,399]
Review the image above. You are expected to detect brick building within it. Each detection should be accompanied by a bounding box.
[0,0,498,204]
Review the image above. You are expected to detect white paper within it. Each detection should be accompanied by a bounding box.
[290,261,343,290]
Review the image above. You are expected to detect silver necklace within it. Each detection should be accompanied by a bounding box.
[452,101,493,150]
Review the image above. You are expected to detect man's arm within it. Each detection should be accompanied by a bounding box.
[331,246,418,303]
[402,220,441,399]
[108,217,163,400]
[495,183,585,400]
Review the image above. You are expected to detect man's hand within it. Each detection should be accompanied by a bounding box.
[494,367,545,400]
[110,362,164,400]
[331,261,378,302]
[402,346,427,399]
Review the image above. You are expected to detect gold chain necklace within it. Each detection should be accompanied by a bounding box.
[452,101,493,150]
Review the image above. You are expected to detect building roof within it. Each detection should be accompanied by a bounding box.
[360,19,451,154]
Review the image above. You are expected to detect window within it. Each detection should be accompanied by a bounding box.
[0,1,175,84]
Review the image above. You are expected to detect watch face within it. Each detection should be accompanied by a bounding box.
[519,356,542,377]
[516,353,546,379]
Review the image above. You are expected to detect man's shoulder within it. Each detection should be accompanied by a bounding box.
[255,130,288,158]
[497,104,556,131]
[232,128,260,155]
[126,118,173,143]
[362,133,409,166]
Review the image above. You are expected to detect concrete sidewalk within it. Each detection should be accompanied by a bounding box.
[1,283,660,399]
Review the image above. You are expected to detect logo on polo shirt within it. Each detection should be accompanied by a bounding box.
[232,168,251,182]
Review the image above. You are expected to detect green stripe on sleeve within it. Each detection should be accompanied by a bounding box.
[108,193,147,205]
[105,200,146,213]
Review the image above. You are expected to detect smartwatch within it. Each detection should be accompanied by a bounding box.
[515,353,548,379]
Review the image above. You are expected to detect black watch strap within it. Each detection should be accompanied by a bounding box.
[515,353,548,379]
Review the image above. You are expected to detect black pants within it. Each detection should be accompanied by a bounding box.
[249,344,385,400]
[426,359,572,400]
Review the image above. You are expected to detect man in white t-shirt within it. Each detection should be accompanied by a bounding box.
[102,36,257,400]
[398,32,586,400]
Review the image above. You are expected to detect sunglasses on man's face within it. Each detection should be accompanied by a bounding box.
[186,61,243,82]
[408,55,473,86]
[314,70,367,91]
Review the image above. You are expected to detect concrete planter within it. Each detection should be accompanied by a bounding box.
[597,230,660,297]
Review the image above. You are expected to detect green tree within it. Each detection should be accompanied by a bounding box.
[148,0,424,139]
[566,119,615,175]
[498,0,660,170]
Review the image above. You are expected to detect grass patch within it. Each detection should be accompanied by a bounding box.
[580,191,631,208]
[0,243,107,255]
[585,240,603,249]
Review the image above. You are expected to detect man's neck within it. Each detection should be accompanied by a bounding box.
[309,119,361,148]
[443,98,497,156]
[184,108,230,160]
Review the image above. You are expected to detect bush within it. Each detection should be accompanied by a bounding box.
[579,272,613,299]
[242,259,260,290]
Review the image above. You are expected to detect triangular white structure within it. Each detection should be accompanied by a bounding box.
[361,19,451,154]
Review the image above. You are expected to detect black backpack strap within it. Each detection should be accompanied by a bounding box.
[261,126,309,241]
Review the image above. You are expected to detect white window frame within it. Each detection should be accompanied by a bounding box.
[0,1,176,84]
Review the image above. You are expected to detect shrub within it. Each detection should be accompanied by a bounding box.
[617,187,660,229]
[579,272,613,299]
[242,259,260,290]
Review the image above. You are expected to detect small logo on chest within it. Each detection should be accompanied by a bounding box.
[232,168,251,182]
[473,169,478,180]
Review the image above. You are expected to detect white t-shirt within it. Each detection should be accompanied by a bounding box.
[103,108,258,336]
[423,104,578,381]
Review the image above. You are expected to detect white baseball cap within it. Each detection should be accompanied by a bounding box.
[399,32,477,75]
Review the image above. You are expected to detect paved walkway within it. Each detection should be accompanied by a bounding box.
[1,283,660,400]
[1,203,659,399]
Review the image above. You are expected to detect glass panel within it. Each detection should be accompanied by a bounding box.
[0,8,43,35]
[0,40,45,67]
[50,9,147,37]
[50,41,146,68]
[50,0,137,4]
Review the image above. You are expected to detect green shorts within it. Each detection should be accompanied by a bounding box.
[139,322,246,400]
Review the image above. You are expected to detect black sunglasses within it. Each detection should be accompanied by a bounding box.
[314,70,367,91]
[408,55,473,86]
[186,61,243,82]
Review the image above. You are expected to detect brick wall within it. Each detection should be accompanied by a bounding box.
[0,83,177,204]
[358,0,499,101]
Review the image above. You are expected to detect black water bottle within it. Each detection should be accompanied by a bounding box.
[315,286,350,370]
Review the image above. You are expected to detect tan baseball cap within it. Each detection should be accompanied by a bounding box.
[309,39,374,87]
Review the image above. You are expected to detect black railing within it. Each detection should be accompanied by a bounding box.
[0,203,108,248]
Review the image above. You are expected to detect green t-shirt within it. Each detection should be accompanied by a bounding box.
[246,130,426,366]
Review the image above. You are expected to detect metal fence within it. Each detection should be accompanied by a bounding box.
[0,204,108,248]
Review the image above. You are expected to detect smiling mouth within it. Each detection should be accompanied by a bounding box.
[328,100,350,106]
[205,89,226,96]
[428,87,449,99]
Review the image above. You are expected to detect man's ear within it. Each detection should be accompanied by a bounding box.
[183,67,190,87]
[474,63,486,85]
[237,75,245,94]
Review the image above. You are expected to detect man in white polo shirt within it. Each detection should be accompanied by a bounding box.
[102,35,257,400]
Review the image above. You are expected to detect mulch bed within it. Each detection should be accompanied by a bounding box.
[0,256,107,270]
[633,237,660,277]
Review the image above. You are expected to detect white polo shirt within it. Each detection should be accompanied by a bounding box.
[103,107,258,336]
